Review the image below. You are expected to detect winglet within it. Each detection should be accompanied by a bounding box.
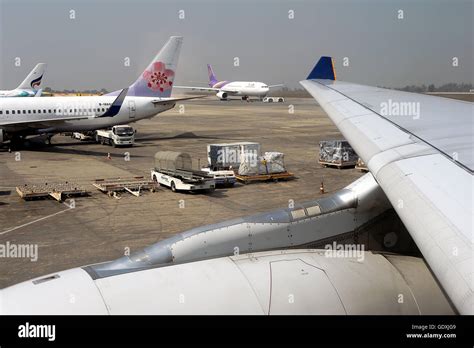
[307,56,336,80]
[99,88,128,117]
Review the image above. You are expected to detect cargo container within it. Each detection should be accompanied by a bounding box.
[207,142,261,169]
[319,140,358,168]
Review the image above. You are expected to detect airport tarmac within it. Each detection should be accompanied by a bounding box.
[0,98,364,288]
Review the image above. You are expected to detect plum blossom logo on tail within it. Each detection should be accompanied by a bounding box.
[143,62,174,93]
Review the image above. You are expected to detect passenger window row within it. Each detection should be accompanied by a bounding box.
[0,108,107,115]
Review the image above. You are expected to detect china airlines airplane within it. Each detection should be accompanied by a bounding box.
[0,36,202,147]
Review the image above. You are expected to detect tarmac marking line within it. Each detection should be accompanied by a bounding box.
[0,204,74,236]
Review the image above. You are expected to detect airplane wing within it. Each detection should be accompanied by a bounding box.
[151,95,208,104]
[268,84,284,88]
[300,56,473,315]
[174,86,220,92]
[174,86,239,94]
[0,115,96,127]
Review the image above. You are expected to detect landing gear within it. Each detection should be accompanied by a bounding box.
[242,96,250,102]
[9,135,25,151]
[45,134,54,146]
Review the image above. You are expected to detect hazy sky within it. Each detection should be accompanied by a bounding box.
[0,0,472,91]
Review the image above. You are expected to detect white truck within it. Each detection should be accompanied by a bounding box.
[95,125,135,147]
[151,151,215,193]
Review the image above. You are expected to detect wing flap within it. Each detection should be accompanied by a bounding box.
[376,157,473,314]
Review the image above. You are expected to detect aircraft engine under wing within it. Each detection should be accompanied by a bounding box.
[0,250,454,314]
[300,56,473,315]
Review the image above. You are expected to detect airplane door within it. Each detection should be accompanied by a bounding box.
[128,100,136,119]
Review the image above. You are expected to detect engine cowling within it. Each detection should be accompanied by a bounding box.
[216,91,228,100]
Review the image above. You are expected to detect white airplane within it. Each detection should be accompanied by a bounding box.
[0,36,201,147]
[176,64,283,100]
[0,57,471,315]
[0,63,47,97]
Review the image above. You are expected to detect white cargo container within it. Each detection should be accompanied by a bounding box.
[207,142,261,169]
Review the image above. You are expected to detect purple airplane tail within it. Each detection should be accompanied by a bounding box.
[108,36,183,97]
[207,64,218,87]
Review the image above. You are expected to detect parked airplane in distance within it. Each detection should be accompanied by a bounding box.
[0,36,203,148]
[176,64,283,100]
[0,63,47,97]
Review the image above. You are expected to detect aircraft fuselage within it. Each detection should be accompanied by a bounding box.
[0,96,174,135]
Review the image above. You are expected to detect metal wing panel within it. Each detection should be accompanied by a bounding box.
[301,79,473,314]
[301,80,424,161]
[315,80,474,171]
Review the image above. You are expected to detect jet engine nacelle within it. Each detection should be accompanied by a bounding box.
[216,91,228,100]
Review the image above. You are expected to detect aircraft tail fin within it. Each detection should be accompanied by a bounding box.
[307,56,336,80]
[207,64,218,87]
[120,36,183,98]
[16,63,47,90]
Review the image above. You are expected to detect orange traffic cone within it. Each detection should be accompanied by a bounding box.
[320,181,325,194]
[107,153,111,160]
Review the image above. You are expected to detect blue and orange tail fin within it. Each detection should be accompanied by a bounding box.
[307,56,336,80]
[207,64,218,87]
[17,63,47,91]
